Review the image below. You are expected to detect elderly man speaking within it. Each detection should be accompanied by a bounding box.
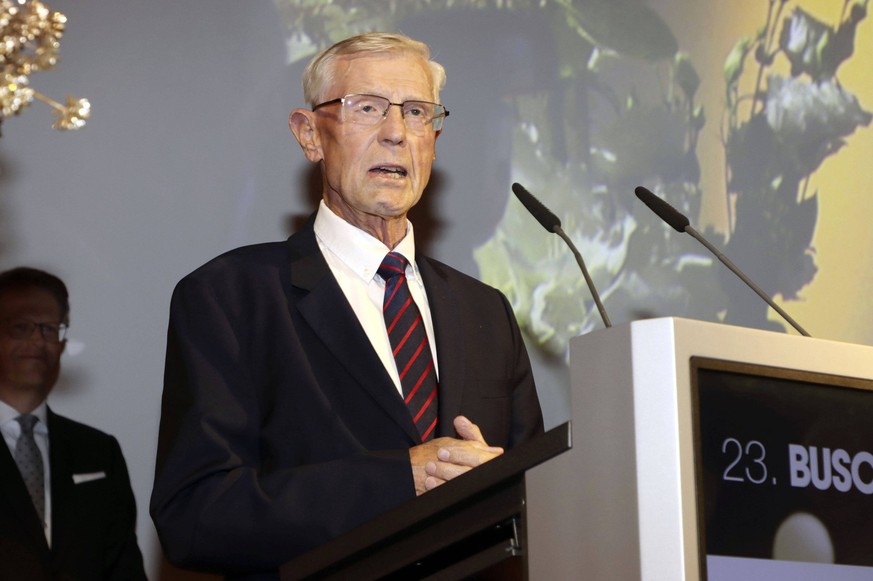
[151,32,543,580]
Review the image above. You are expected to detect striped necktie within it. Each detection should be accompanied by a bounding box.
[378,252,439,442]
[15,414,45,522]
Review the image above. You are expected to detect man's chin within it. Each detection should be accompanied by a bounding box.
[11,367,56,387]
[369,193,420,217]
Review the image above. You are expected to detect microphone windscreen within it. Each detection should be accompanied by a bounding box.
[634,186,690,232]
[512,183,561,232]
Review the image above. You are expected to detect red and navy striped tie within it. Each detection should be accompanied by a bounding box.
[378,252,438,442]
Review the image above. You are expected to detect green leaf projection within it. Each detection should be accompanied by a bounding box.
[722,0,871,329]
[275,0,871,357]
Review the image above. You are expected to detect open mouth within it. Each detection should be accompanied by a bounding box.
[370,165,408,178]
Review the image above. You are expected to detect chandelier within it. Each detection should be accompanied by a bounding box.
[0,0,89,135]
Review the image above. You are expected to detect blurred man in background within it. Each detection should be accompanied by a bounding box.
[0,266,146,580]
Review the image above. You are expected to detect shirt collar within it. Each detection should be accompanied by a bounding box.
[0,399,49,433]
[314,199,419,282]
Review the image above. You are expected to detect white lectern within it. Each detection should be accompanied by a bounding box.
[526,317,873,580]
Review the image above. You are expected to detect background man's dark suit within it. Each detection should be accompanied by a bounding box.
[151,220,543,576]
[0,409,146,580]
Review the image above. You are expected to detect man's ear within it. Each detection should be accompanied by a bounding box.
[289,109,323,162]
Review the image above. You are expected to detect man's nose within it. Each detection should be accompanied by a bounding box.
[379,105,407,143]
[24,326,48,344]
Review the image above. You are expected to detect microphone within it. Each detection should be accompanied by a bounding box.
[634,186,811,337]
[512,182,612,328]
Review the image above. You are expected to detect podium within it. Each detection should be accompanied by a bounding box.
[279,422,571,580]
[282,318,873,580]
[527,317,873,580]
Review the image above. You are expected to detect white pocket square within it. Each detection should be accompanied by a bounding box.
[72,471,106,484]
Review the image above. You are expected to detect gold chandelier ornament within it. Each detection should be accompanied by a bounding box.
[0,0,90,134]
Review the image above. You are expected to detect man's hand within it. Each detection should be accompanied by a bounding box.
[408,416,504,495]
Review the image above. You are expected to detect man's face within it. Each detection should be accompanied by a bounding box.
[304,52,438,234]
[0,287,65,408]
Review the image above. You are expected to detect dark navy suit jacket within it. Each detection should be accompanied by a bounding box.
[0,409,146,580]
[150,219,543,579]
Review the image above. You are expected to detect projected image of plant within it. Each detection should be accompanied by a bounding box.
[274,0,871,357]
[719,0,871,330]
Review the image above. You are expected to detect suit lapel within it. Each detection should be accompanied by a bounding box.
[418,257,466,438]
[285,223,420,443]
[47,410,74,543]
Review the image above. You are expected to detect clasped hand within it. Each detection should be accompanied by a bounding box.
[409,416,504,495]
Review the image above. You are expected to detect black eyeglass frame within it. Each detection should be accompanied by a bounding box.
[1,319,69,343]
[312,93,450,132]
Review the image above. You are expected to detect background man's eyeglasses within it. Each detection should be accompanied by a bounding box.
[1,320,68,343]
[313,94,449,132]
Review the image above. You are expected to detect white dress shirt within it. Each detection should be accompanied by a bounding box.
[0,398,53,545]
[313,200,440,396]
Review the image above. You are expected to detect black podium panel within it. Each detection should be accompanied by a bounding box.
[280,423,571,580]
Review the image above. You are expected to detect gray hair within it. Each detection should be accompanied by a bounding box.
[302,32,447,106]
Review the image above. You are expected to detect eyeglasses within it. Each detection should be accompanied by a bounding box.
[1,319,68,343]
[312,94,449,132]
